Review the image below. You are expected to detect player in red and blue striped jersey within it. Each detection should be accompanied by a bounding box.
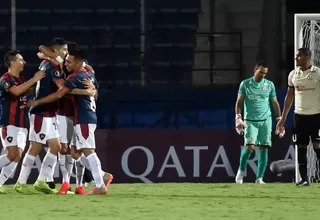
[14,38,96,195]
[28,49,113,195]
[0,50,45,193]
[13,38,69,194]
[38,42,93,194]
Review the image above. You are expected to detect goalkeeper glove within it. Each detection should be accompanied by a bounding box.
[235,114,247,135]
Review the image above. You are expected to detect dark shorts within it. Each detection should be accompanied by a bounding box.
[293,113,320,146]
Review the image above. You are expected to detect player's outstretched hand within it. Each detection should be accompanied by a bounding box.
[82,79,95,89]
[33,71,46,82]
[27,100,39,108]
[235,114,247,135]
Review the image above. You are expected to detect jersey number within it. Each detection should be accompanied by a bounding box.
[90,97,96,112]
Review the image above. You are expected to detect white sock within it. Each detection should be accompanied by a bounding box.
[38,152,57,182]
[80,155,105,176]
[58,154,69,183]
[47,159,57,182]
[18,154,36,184]
[0,154,11,169]
[0,161,18,185]
[66,155,74,182]
[75,160,85,187]
[87,153,104,188]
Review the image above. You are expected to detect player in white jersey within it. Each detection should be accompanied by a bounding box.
[277,47,320,186]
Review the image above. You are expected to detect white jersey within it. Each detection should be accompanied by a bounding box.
[288,66,320,115]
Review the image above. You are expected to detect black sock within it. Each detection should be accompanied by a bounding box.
[298,148,308,181]
[314,148,320,160]
[84,168,94,183]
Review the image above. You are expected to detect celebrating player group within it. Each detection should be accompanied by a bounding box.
[234,48,320,185]
[0,37,113,195]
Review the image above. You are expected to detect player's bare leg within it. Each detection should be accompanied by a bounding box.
[81,148,113,195]
[14,141,42,193]
[71,145,87,194]
[236,144,254,184]
[33,138,61,194]
[0,146,22,193]
[255,146,268,184]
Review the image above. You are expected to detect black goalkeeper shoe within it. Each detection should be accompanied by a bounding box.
[296,180,310,186]
[47,181,56,189]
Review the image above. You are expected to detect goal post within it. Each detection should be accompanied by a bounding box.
[293,13,320,184]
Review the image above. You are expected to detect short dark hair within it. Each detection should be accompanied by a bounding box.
[68,48,86,61]
[255,60,268,68]
[298,47,312,57]
[51,37,68,47]
[4,50,20,67]
[67,41,78,51]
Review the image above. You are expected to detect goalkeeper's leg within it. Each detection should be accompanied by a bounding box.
[256,147,268,184]
[235,121,257,184]
[255,117,272,184]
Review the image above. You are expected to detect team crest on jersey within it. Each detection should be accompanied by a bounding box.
[6,136,13,143]
[39,133,45,140]
[262,86,268,91]
[247,137,252,142]
[307,74,314,80]
[55,71,62,77]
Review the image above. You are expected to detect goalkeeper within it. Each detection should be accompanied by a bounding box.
[234,60,284,184]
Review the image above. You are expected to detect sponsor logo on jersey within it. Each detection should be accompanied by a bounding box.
[295,85,316,91]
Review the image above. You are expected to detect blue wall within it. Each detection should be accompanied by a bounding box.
[96,87,293,129]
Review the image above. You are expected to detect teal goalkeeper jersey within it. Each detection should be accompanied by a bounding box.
[238,77,276,121]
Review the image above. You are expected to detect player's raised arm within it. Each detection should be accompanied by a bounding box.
[39,45,64,65]
[1,50,46,96]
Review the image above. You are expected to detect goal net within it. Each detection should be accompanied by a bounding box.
[294,14,320,183]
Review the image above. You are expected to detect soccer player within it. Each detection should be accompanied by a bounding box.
[14,38,93,194]
[38,42,93,194]
[277,48,320,186]
[0,50,45,193]
[235,60,284,184]
[28,48,113,195]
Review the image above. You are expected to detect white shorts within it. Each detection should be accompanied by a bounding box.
[29,114,59,144]
[57,115,73,144]
[70,124,96,150]
[0,125,28,150]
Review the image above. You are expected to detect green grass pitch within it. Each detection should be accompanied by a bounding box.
[0,183,319,220]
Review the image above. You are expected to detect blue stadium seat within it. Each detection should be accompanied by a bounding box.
[15,0,141,85]
[145,0,200,85]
